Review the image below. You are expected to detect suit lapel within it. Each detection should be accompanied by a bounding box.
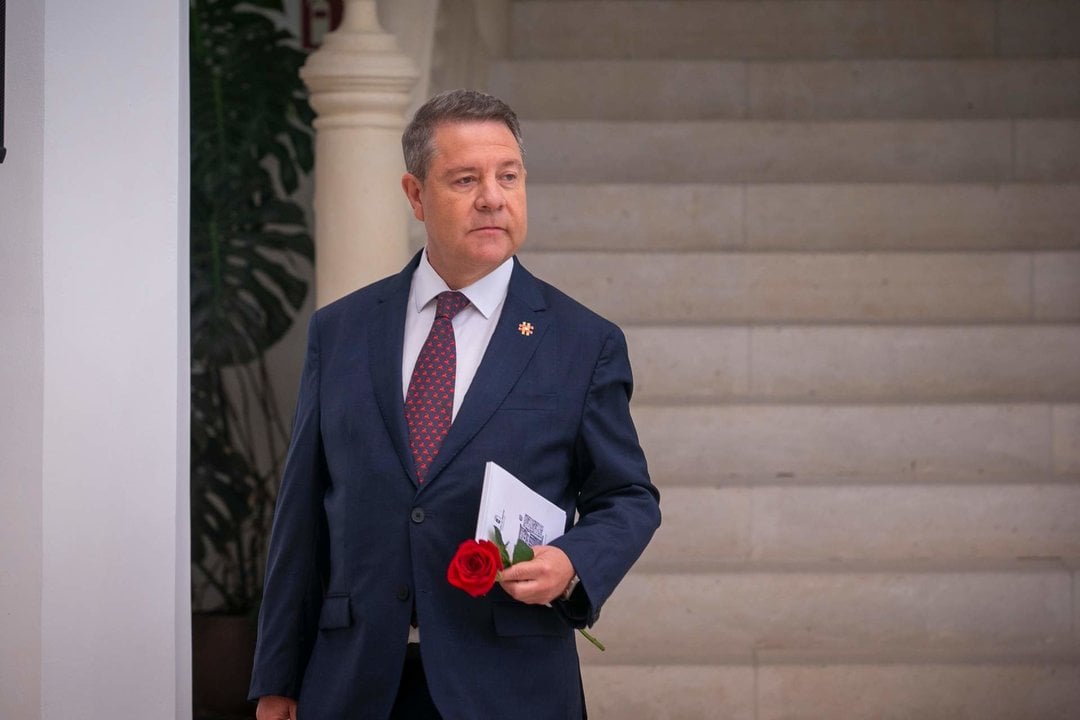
[370,254,422,487]
[422,260,549,489]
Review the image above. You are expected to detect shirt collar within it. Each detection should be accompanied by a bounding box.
[411,249,513,319]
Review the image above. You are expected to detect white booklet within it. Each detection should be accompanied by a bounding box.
[474,461,567,548]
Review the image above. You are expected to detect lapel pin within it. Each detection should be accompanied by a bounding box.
[517,321,534,337]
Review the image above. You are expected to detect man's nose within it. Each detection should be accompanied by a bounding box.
[474,177,505,210]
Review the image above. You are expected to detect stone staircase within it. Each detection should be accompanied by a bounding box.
[489,1,1080,717]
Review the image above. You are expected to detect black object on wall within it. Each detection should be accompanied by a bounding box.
[1,0,7,164]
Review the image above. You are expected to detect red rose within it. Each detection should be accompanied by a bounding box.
[446,539,504,597]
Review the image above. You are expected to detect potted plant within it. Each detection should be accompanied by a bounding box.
[189,0,313,715]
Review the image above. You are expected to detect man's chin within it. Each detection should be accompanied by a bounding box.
[467,234,521,260]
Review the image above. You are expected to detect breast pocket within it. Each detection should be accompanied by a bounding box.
[318,593,352,630]
[322,375,377,441]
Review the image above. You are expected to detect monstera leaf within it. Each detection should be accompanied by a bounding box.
[190,0,314,367]
[190,0,313,613]
[191,363,264,611]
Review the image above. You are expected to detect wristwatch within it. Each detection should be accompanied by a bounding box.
[561,574,580,601]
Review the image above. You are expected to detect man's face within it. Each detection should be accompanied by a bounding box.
[402,120,527,289]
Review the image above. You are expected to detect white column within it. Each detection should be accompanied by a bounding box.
[38,1,190,718]
[0,1,45,716]
[301,0,420,307]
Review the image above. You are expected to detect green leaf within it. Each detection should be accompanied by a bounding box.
[491,527,511,568]
[512,539,535,565]
[271,144,299,193]
[240,0,286,12]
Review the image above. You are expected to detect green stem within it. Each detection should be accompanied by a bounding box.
[577,628,606,652]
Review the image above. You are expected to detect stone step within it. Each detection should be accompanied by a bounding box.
[521,120,1080,183]
[581,659,1080,720]
[574,561,1078,664]
[512,0,1080,61]
[631,404,1080,480]
[1037,252,1080,322]
[511,0,1001,60]
[524,183,1080,252]
[493,59,1080,120]
[640,482,1080,567]
[999,0,1080,57]
[498,2,1080,716]
[623,325,1080,403]
[517,251,1080,324]
[1018,120,1080,182]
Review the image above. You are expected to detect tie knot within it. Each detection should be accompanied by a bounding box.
[435,291,470,320]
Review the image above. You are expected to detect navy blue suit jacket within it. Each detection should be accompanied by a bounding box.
[249,254,661,719]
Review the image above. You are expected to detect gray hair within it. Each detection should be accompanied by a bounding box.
[402,89,524,180]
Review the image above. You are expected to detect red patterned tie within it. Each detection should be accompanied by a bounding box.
[405,291,471,482]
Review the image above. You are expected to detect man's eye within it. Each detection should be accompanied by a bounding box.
[455,176,476,185]
[501,173,518,183]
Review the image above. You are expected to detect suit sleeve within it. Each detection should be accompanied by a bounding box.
[248,313,327,700]
[550,326,661,627]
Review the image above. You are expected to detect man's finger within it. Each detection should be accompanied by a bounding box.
[498,557,539,582]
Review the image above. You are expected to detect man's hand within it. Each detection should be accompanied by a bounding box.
[498,545,575,605]
[256,695,297,720]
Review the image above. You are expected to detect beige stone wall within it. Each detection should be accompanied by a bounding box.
[496,1,1080,716]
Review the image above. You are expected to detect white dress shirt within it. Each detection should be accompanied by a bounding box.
[402,249,514,421]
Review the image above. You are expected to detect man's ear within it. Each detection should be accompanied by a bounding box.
[401,174,425,222]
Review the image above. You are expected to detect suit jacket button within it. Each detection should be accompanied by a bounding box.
[411,507,425,524]
[396,585,410,601]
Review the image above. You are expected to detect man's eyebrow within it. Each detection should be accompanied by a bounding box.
[442,164,480,176]
[441,159,524,177]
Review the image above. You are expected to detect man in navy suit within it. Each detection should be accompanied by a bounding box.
[250,90,661,719]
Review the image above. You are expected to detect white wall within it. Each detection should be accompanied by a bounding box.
[1,0,190,717]
[0,0,45,717]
